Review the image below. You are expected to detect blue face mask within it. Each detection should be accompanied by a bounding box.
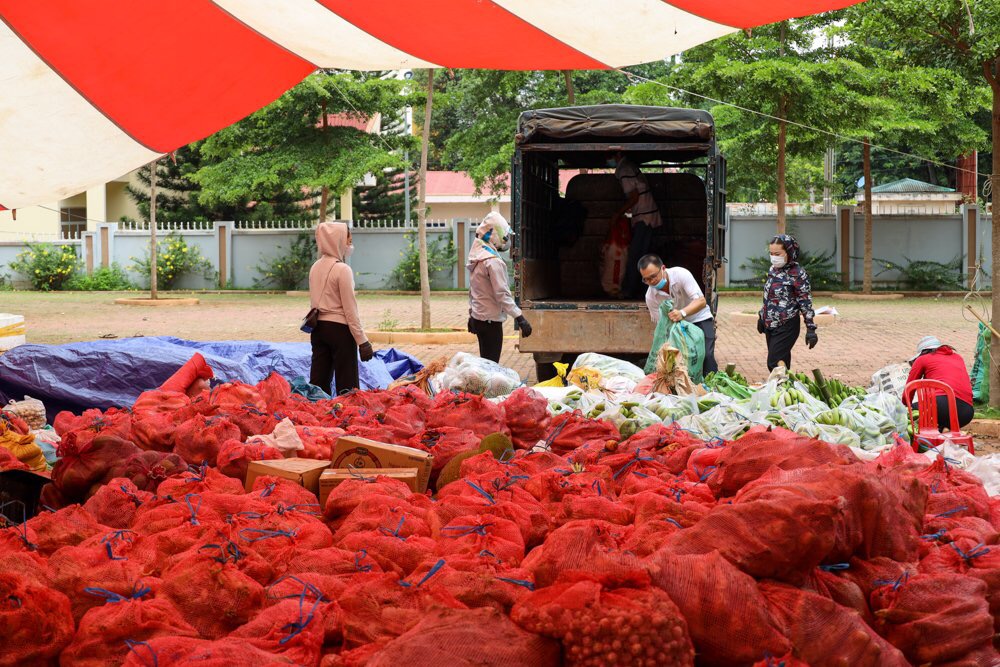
[655,277,667,291]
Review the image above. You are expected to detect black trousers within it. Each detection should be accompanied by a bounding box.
[765,318,800,371]
[471,318,504,363]
[623,221,654,298]
[692,318,719,374]
[310,321,359,396]
[911,396,975,431]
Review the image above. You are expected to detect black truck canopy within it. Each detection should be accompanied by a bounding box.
[517,105,714,144]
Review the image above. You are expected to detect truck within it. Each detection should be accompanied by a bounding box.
[511,104,727,380]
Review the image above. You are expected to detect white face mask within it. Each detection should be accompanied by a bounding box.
[344,243,355,259]
[770,254,786,269]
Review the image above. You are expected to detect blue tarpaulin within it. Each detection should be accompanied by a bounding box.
[0,337,423,419]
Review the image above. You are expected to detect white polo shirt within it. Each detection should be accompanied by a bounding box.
[646,267,713,324]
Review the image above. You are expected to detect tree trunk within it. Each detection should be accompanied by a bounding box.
[563,70,575,104]
[319,186,329,223]
[149,159,158,300]
[417,69,435,329]
[988,57,1000,407]
[862,138,874,294]
[776,98,788,235]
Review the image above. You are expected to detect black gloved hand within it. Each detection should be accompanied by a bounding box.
[359,341,375,362]
[514,315,532,338]
[467,317,477,334]
[805,330,818,350]
[757,317,766,334]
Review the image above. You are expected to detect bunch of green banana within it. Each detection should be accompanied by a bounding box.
[825,378,865,407]
[698,397,725,412]
[765,412,787,428]
[814,408,855,428]
[787,372,825,401]
[703,372,751,400]
[769,387,811,409]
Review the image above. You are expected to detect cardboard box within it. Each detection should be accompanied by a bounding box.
[244,458,330,495]
[318,467,420,506]
[331,436,434,493]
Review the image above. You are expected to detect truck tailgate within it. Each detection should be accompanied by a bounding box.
[517,303,655,354]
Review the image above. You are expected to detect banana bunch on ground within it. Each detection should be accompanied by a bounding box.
[769,386,812,409]
[826,378,866,406]
[814,407,856,428]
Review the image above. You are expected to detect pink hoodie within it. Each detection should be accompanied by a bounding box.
[308,222,368,345]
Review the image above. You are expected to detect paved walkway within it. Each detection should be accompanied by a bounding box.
[4,291,984,387]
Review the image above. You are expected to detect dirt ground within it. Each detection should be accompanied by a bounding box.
[3,291,983,386]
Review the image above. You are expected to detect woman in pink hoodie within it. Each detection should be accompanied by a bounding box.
[308,222,374,395]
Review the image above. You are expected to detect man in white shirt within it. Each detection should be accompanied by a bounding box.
[610,152,662,298]
[638,254,718,373]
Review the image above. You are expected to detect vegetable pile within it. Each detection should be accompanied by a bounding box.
[2,376,1000,666]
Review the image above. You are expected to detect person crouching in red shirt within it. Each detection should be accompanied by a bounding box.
[906,336,974,431]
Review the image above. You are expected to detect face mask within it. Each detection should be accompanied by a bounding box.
[344,244,355,259]
[770,255,786,269]
[495,234,510,252]
[654,276,668,291]
[607,158,617,168]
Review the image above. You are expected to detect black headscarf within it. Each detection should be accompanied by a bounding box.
[770,234,801,265]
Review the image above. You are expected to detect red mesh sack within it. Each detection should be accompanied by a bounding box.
[337,530,439,577]
[121,637,296,667]
[249,475,321,507]
[837,557,916,601]
[115,450,187,492]
[410,427,481,478]
[870,573,994,665]
[57,407,134,450]
[26,503,107,555]
[173,414,242,466]
[160,547,268,639]
[256,371,292,407]
[52,433,141,501]
[760,582,909,667]
[130,493,226,536]
[436,515,526,565]
[555,493,634,528]
[927,483,993,522]
[804,566,872,623]
[157,464,246,498]
[409,555,534,612]
[338,570,467,648]
[233,516,333,568]
[511,573,694,667]
[425,392,509,439]
[736,463,926,562]
[683,445,726,482]
[751,656,810,667]
[521,519,642,588]
[0,446,27,471]
[323,478,414,525]
[433,492,552,550]
[216,440,284,479]
[227,406,280,440]
[666,497,841,582]
[919,516,999,558]
[542,412,620,454]
[209,381,267,412]
[295,425,346,460]
[710,425,858,496]
[84,477,155,528]
[160,353,214,393]
[60,588,200,667]
[322,644,385,667]
[648,549,791,666]
[230,596,327,666]
[285,546,383,578]
[131,412,181,452]
[502,388,552,449]
[48,530,153,623]
[133,389,192,420]
[368,607,560,667]
[377,403,426,441]
[265,574,347,646]
[0,571,74,667]
[332,496,436,543]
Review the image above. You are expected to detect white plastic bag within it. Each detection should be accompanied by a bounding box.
[868,363,911,400]
[438,352,523,399]
[4,395,46,430]
[247,418,303,456]
[571,353,646,384]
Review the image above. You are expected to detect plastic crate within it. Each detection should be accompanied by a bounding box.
[0,469,49,522]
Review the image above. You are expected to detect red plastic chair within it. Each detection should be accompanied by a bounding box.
[903,379,975,454]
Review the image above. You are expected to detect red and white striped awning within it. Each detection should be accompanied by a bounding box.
[0,0,863,211]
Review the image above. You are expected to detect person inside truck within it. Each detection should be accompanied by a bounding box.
[467,212,532,363]
[609,151,663,298]
[756,234,818,371]
[638,254,718,374]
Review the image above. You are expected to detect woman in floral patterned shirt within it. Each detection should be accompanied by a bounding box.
[756,234,818,370]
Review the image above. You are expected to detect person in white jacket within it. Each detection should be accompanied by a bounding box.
[466,212,531,363]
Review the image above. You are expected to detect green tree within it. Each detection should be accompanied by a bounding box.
[191,71,418,223]
[126,144,311,223]
[846,0,1000,400]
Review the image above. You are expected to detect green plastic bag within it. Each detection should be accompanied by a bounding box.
[644,299,706,382]
[972,322,990,404]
